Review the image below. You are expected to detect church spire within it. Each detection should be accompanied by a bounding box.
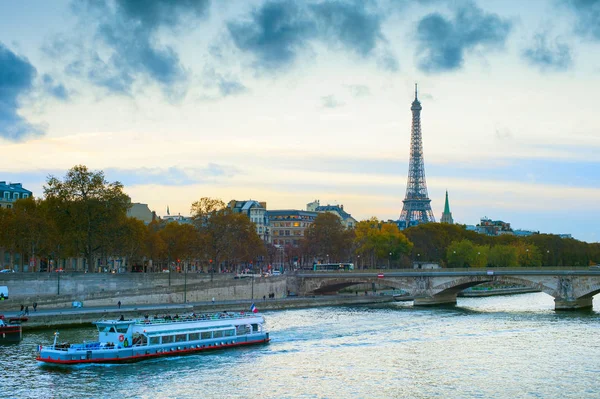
[441,190,454,224]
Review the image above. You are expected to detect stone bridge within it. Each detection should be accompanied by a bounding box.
[291,269,600,310]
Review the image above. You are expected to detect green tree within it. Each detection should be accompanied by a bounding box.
[446,239,476,268]
[44,165,131,272]
[516,243,542,267]
[353,218,412,268]
[488,244,518,268]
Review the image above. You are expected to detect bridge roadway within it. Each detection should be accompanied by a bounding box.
[293,268,600,310]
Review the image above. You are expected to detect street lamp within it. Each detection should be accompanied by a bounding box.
[357,255,361,270]
[526,249,529,266]
[326,254,329,264]
[184,262,187,303]
[388,252,392,269]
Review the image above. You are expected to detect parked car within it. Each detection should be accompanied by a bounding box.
[0,269,14,273]
[590,265,600,270]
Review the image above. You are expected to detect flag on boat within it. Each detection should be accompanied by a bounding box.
[37,345,42,352]
[250,303,258,313]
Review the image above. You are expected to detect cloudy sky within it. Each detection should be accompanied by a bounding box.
[1,0,599,242]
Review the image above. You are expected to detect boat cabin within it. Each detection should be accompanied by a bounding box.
[95,320,135,347]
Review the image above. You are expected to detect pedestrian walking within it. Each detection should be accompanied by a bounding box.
[25,305,29,315]
[118,300,121,309]
[20,304,24,312]
[212,297,215,304]
[33,302,38,312]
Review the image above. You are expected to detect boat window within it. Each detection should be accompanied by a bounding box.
[189,333,199,341]
[110,327,117,333]
[213,331,223,338]
[116,326,129,334]
[224,329,235,337]
[162,335,174,344]
[97,326,111,333]
[150,337,160,346]
[201,332,211,340]
[251,324,259,332]
[175,334,186,343]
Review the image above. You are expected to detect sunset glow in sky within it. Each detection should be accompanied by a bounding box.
[1,0,599,241]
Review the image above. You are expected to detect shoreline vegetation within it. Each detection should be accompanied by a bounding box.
[1,165,598,278]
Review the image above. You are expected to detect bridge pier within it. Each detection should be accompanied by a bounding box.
[413,293,457,307]
[554,297,593,311]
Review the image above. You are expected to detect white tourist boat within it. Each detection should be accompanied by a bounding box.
[36,310,269,365]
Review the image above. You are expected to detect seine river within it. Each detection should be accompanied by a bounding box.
[1,293,599,399]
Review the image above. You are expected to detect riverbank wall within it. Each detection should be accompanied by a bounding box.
[0,273,289,311]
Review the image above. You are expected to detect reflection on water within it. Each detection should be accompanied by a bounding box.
[1,293,599,399]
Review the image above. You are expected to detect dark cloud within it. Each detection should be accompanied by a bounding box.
[522,32,572,71]
[0,43,44,141]
[227,0,395,72]
[42,74,69,100]
[114,0,210,30]
[228,1,317,71]
[202,67,248,98]
[415,2,512,73]
[310,1,383,56]
[69,0,211,97]
[218,79,247,97]
[563,0,600,40]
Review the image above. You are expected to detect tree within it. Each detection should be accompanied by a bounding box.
[516,243,542,267]
[114,217,148,271]
[10,198,57,271]
[159,222,199,271]
[44,165,131,272]
[353,218,412,268]
[446,240,489,268]
[488,245,518,268]
[191,197,265,272]
[446,240,476,268]
[303,212,354,264]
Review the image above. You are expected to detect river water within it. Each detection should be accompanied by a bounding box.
[1,293,599,399]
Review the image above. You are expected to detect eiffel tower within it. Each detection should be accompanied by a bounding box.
[399,84,435,227]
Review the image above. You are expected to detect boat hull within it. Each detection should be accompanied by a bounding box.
[0,325,22,343]
[37,333,269,365]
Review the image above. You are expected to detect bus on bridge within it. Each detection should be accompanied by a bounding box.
[313,263,354,272]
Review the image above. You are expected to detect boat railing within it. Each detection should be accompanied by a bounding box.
[46,341,118,352]
[134,312,257,326]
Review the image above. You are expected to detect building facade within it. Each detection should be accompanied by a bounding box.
[0,182,32,209]
[476,217,513,236]
[228,200,269,242]
[127,203,155,224]
[306,199,357,228]
[267,210,318,247]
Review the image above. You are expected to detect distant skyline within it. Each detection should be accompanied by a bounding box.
[1,0,599,242]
